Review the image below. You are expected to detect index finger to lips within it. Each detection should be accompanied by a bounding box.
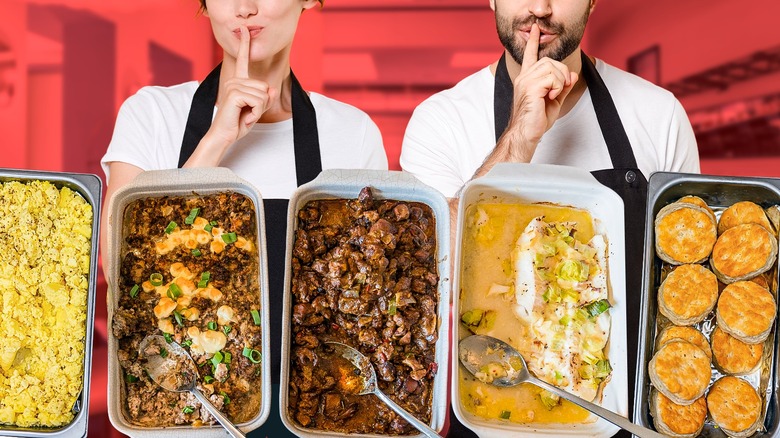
[521,22,540,73]
[236,25,250,79]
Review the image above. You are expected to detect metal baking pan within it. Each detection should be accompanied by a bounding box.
[279,169,451,437]
[452,163,627,438]
[0,168,102,438]
[105,167,271,437]
[634,171,780,436]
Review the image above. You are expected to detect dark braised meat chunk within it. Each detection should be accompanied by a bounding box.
[288,187,439,435]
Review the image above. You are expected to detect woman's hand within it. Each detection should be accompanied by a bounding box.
[184,26,276,167]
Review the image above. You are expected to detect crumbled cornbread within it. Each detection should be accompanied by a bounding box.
[0,180,92,427]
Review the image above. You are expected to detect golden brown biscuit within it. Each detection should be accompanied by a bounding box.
[655,203,717,265]
[649,389,707,438]
[678,195,716,224]
[718,200,773,235]
[656,325,711,360]
[711,223,778,283]
[648,340,711,405]
[711,326,763,375]
[707,376,761,438]
[717,281,776,344]
[657,264,718,325]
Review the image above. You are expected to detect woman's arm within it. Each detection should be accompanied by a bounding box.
[99,161,144,274]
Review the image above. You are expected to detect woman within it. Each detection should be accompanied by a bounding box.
[101,0,387,434]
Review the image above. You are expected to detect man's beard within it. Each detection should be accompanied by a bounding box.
[496,10,589,65]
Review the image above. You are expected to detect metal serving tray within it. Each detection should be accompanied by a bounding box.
[279,169,451,437]
[452,163,628,438]
[634,171,780,437]
[0,168,102,438]
[105,167,271,437]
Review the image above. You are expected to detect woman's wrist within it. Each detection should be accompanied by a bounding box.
[183,130,233,167]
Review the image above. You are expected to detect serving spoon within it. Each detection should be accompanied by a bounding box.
[326,342,441,438]
[458,335,665,438]
[138,335,246,438]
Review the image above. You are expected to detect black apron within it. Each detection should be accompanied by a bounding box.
[178,63,321,437]
[448,52,647,438]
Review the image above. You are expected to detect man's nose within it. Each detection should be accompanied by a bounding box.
[527,0,552,18]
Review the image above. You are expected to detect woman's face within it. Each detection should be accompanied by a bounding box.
[204,0,317,62]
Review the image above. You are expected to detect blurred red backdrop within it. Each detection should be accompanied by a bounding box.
[1,0,780,436]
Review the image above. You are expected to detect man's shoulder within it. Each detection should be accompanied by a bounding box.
[596,59,677,104]
[413,66,494,119]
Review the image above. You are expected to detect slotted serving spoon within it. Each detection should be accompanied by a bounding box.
[138,335,246,438]
[458,335,665,438]
[326,341,441,437]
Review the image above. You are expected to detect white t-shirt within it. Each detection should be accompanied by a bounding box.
[400,59,700,198]
[102,81,388,199]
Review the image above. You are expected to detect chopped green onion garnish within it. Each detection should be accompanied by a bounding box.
[164,221,177,234]
[125,374,139,383]
[173,310,184,327]
[184,208,200,225]
[222,325,232,336]
[160,348,168,358]
[182,405,195,414]
[388,298,397,316]
[149,273,163,286]
[221,232,237,244]
[250,309,261,326]
[198,271,211,289]
[167,283,182,300]
[220,391,230,405]
[499,410,511,419]
[129,284,140,298]
[192,249,202,257]
[210,220,218,226]
[163,333,173,343]
[204,224,213,232]
[242,347,262,364]
[211,351,224,367]
[584,299,611,317]
[207,321,217,331]
[223,351,232,364]
[182,339,193,348]
[204,375,215,384]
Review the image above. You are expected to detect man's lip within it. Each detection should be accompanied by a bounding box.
[519,30,558,44]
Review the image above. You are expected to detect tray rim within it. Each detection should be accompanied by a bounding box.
[0,168,102,438]
[633,170,780,436]
[278,169,451,438]
[105,168,271,437]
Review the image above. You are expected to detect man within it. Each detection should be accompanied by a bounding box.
[401,0,698,436]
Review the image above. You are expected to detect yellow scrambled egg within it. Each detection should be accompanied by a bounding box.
[0,180,92,427]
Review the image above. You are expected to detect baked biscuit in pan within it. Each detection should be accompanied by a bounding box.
[716,280,776,344]
[649,389,707,438]
[711,223,778,283]
[707,376,762,438]
[648,340,711,405]
[678,195,716,223]
[655,203,717,265]
[718,200,773,235]
[657,264,718,325]
[711,326,763,375]
[656,325,711,360]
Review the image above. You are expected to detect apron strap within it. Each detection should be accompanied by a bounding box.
[178,63,222,167]
[494,53,514,143]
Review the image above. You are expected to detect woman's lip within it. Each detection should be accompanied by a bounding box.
[233,27,263,38]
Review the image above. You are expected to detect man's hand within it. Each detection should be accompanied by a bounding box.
[209,25,276,146]
[506,22,578,158]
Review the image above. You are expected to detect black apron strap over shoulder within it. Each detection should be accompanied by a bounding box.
[178,63,222,167]
[494,54,514,143]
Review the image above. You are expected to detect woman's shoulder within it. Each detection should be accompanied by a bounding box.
[121,81,199,113]
[308,92,373,124]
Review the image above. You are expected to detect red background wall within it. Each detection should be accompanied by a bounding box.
[1,0,780,435]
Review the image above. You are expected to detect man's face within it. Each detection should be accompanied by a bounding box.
[494,0,592,65]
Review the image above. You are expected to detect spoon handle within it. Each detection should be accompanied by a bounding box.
[527,376,665,438]
[191,388,247,438]
[373,389,441,437]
